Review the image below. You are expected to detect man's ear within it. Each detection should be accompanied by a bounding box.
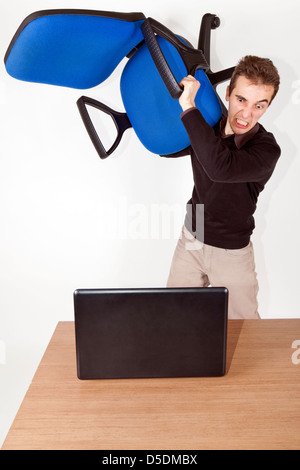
[225,85,230,102]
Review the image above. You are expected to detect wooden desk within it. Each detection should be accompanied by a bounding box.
[2,320,300,450]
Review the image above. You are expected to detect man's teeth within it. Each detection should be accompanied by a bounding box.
[236,118,248,126]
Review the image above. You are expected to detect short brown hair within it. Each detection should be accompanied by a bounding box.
[229,55,280,104]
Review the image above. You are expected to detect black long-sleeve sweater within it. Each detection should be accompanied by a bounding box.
[181,107,281,249]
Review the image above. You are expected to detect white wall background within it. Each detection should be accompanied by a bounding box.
[0,0,299,447]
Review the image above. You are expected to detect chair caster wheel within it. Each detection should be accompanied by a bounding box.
[212,16,220,29]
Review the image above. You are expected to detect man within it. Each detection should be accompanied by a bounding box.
[167,56,281,319]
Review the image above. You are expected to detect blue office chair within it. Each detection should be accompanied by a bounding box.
[5,10,234,159]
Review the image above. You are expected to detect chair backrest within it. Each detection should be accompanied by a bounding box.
[5,9,145,89]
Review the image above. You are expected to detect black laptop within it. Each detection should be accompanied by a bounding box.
[74,287,228,380]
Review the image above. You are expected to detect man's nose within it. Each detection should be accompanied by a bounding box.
[241,105,252,119]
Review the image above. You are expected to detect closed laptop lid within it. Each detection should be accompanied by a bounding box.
[74,287,228,380]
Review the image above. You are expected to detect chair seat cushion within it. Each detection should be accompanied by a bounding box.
[121,37,222,155]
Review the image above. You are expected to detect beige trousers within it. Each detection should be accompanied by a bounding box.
[167,227,260,320]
